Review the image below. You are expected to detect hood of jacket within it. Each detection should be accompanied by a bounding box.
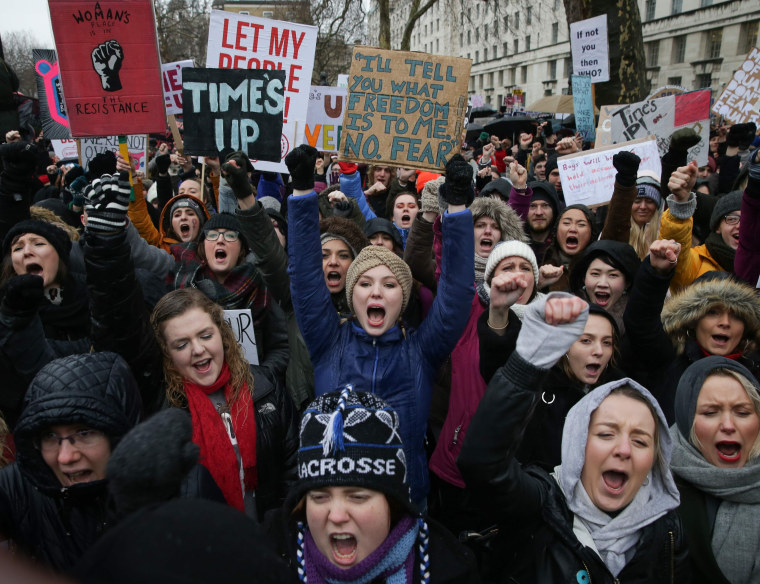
[14,352,143,495]
[470,196,527,243]
[158,193,210,246]
[661,277,760,355]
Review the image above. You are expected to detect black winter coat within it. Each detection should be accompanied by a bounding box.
[458,354,689,584]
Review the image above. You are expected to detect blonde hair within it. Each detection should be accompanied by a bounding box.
[150,289,253,407]
[629,213,661,260]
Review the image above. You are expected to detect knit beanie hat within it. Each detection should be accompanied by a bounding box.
[292,386,416,515]
[319,216,368,258]
[363,217,403,251]
[203,213,249,252]
[345,245,413,314]
[169,197,206,227]
[3,220,72,267]
[483,240,539,297]
[636,170,662,207]
[320,233,357,259]
[709,191,742,232]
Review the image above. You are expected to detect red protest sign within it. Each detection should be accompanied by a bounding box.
[674,90,711,127]
[48,0,166,137]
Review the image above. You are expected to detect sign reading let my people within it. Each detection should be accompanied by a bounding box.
[340,47,471,172]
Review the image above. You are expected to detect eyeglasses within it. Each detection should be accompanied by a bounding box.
[35,429,105,454]
[205,230,240,242]
[723,214,741,226]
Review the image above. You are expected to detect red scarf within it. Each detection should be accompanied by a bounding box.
[698,344,743,361]
[184,362,257,512]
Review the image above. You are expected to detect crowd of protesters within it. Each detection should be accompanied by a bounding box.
[0,108,758,584]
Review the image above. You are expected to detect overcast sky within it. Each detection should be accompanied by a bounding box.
[0,0,55,49]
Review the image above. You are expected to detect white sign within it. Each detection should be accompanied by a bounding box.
[570,15,609,83]
[337,74,348,88]
[712,47,760,125]
[223,309,259,366]
[80,135,149,174]
[51,139,78,160]
[303,86,346,151]
[161,59,194,116]
[206,10,318,173]
[557,136,662,207]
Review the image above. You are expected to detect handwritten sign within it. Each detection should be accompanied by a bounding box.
[48,0,166,137]
[81,134,148,173]
[571,75,595,142]
[182,68,285,161]
[206,10,317,172]
[51,139,79,160]
[162,59,194,115]
[595,89,710,166]
[34,48,71,140]
[223,309,259,365]
[557,136,662,207]
[712,47,760,125]
[340,47,470,171]
[304,86,346,151]
[570,15,609,82]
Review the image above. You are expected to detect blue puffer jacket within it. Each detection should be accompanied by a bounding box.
[288,192,474,503]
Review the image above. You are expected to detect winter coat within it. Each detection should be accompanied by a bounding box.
[733,175,760,287]
[458,354,689,584]
[0,352,142,572]
[288,192,475,503]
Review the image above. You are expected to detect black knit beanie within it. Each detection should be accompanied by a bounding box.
[3,220,72,266]
[202,213,249,252]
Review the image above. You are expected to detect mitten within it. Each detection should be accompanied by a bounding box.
[420,176,445,214]
[333,199,352,218]
[284,144,319,190]
[69,176,88,209]
[0,141,38,178]
[84,171,131,234]
[612,151,641,187]
[338,161,358,174]
[0,274,45,320]
[726,123,757,150]
[154,153,171,175]
[439,154,474,207]
[669,128,702,153]
[515,292,588,369]
[222,160,254,199]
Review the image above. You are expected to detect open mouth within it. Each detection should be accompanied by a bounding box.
[64,470,94,485]
[585,363,601,378]
[193,359,212,374]
[592,291,610,306]
[602,470,628,493]
[564,236,579,250]
[401,213,411,223]
[180,224,191,235]
[25,263,43,276]
[215,249,227,261]
[331,534,357,564]
[367,305,386,327]
[716,441,741,462]
[480,238,494,252]
[711,334,730,347]
[326,271,343,288]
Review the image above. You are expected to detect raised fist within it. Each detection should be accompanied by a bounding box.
[91,40,124,92]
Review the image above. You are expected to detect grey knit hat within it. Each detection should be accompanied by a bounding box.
[709,191,742,232]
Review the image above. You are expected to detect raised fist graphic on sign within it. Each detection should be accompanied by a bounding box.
[91,40,124,92]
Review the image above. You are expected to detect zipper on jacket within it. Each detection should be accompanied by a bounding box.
[452,424,462,445]
[668,530,674,584]
[371,339,379,394]
[581,560,592,584]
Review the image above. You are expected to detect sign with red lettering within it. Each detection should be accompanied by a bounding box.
[304,86,346,151]
[48,0,166,137]
[206,10,317,172]
[162,59,194,116]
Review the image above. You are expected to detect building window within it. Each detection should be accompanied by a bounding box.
[527,7,533,25]
[514,39,519,53]
[484,25,489,41]
[475,50,479,63]
[564,57,571,77]
[701,0,712,6]
[467,30,471,44]
[498,71,504,86]
[671,0,682,14]
[488,72,493,88]
[695,73,712,89]
[503,41,509,56]
[552,22,559,44]
[493,44,498,58]
[510,68,516,85]
[484,48,488,61]
[707,29,722,59]
[667,76,682,86]
[436,39,439,52]
[549,60,557,79]
[460,33,463,46]
[521,65,528,83]
[526,35,531,51]
[554,0,560,10]
[672,36,686,64]
[494,20,498,35]
[740,21,759,56]
[475,28,479,42]
[504,15,509,30]
[646,41,660,67]
[545,88,553,97]
[476,4,480,17]
[645,0,656,21]
[514,13,519,28]
[436,19,439,32]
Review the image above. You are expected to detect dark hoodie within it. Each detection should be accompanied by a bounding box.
[0,352,142,572]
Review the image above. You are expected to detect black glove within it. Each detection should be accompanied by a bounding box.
[84,171,131,234]
[0,141,38,177]
[439,154,474,207]
[284,144,319,191]
[154,153,171,175]
[612,151,641,187]
[1,274,45,319]
[333,199,352,218]
[669,128,702,153]
[726,123,757,150]
[221,160,254,199]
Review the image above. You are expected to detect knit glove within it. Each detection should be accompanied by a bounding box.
[515,292,589,370]
[222,159,254,199]
[338,161,358,174]
[669,128,702,152]
[612,151,641,187]
[726,122,757,150]
[84,171,131,234]
[0,141,38,177]
[333,199,352,218]
[69,176,88,209]
[439,155,475,207]
[285,144,319,190]
[154,153,171,175]
[0,274,45,323]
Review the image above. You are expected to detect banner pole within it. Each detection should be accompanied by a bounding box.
[118,135,135,201]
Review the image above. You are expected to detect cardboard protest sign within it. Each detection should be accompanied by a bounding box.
[206,10,317,172]
[340,47,470,171]
[558,136,661,208]
[51,139,79,160]
[569,15,609,82]
[223,309,259,365]
[34,49,71,140]
[162,59,194,116]
[594,89,710,166]
[81,135,148,173]
[181,68,285,161]
[571,75,595,142]
[303,86,346,151]
[48,0,166,137]
[712,47,760,125]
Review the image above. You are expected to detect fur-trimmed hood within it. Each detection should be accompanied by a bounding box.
[469,196,527,243]
[662,278,760,355]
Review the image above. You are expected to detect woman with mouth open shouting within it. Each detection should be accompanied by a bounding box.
[541,204,596,292]
[459,294,687,584]
[670,357,760,584]
[286,145,474,512]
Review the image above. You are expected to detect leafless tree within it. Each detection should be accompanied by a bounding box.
[154,0,212,65]
[1,31,44,97]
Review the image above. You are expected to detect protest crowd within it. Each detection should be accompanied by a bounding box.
[2,6,760,584]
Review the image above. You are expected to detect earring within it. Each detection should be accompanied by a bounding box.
[642,474,650,487]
